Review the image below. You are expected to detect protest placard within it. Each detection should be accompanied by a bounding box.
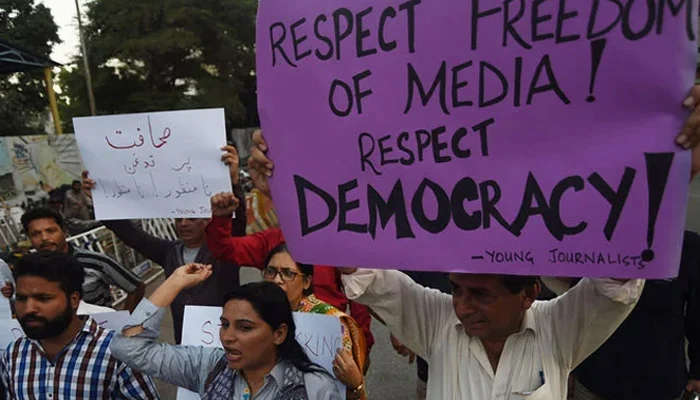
[256,0,697,278]
[74,109,231,219]
[0,262,15,322]
[0,319,24,354]
[0,297,11,321]
[177,306,345,399]
[0,311,129,355]
[91,311,130,332]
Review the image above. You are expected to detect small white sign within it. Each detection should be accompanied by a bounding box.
[0,311,129,355]
[92,311,131,332]
[0,319,24,353]
[74,109,231,219]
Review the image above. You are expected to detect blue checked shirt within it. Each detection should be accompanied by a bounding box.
[0,316,159,399]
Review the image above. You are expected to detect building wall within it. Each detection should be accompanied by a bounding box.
[0,135,83,205]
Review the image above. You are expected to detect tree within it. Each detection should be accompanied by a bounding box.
[0,0,60,136]
[59,0,258,133]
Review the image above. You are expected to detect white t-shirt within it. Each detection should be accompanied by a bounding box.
[182,247,199,265]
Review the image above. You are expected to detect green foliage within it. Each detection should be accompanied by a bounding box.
[59,0,259,133]
[0,0,60,136]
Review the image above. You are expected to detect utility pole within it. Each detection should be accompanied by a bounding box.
[74,0,96,115]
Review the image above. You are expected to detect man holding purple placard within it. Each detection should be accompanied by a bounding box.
[241,84,700,399]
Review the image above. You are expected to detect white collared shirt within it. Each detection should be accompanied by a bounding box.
[342,270,643,400]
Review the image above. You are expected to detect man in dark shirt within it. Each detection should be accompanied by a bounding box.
[545,231,700,400]
[99,192,246,344]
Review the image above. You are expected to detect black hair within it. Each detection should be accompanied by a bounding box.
[264,243,314,296]
[223,282,326,375]
[21,207,65,233]
[15,251,85,299]
[72,180,81,186]
[500,275,539,294]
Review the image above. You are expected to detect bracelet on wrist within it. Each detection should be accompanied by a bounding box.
[351,382,365,394]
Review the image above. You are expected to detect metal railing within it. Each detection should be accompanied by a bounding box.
[66,218,178,307]
[141,218,178,241]
[0,214,22,250]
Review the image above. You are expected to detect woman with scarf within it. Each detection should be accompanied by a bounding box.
[261,243,369,400]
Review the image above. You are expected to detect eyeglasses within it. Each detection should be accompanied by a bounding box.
[262,266,303,282]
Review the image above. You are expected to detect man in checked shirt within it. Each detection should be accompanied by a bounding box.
[0,251,159,399]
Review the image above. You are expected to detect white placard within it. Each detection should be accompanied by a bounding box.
[177,306,346,399]
[0,311,129,353]
[0,298,11,321]
[91,311,130,331]
[74,109,231,219]
[0,319,24,354]
[0,260,14,320]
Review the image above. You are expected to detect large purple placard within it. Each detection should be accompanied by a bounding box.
[257,0,697,278]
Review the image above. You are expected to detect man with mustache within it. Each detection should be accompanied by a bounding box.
[20,207,144,312]
[0,251,159,399]
[0,256,114,314]
[238,82,700,398]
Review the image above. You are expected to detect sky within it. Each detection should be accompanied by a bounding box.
[38,0,86,65]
